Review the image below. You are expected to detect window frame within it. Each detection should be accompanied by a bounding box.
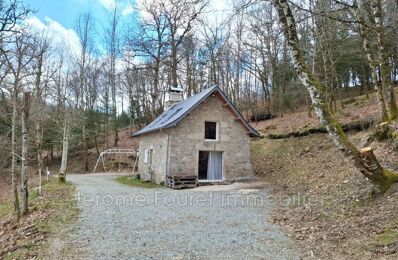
[144,148,153,165]
[204,121,218,141]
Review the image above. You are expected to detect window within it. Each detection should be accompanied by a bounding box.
[205,121,217,140]
[144,149,153,165]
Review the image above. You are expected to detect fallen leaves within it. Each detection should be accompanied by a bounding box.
[251,131,398,259]
[0,180,78,259]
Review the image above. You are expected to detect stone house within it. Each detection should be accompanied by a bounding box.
[132,86,260,184]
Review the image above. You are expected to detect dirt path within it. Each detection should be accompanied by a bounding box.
[64,174,297,259]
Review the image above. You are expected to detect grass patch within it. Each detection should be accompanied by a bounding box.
[115,175,163,188]
[378,231,398,246]
[0,178,79,259]
[377,220,398,246]
[34,180,79,233]
[0,200,13,219]
[0,189,42,220]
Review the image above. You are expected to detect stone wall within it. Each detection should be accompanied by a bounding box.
[168,93,254,181]
[137,93,254,184]
[137,131,169,184]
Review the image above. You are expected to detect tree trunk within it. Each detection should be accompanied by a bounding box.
[171,39,178,88]
[82,123,88,172]
[371,0,398,120]
[358,11,389,122]
[21,92,30,215]
[152,62,160,118]
[34,68,44,195]
[235,15,243,106]
[273,0,398,193]
[111,64,118,147]
[186,54,192,97]
[59,122,69,182]
[94,133,100,156]
[109,4,119,147]
[11,92,20,220]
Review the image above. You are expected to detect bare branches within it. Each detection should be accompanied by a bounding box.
[0,0,33,34]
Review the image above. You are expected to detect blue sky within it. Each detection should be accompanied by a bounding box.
[23,0,136,56]
[24,0,230,37]
[22,0,230,112]
[23,0,229,58]
[25,0,109,29]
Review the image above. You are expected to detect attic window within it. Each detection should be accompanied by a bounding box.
[205,121,217,140]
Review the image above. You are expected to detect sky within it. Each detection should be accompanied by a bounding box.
[25,0,99,29]
[23,0,231,53]
[25,0,134,28]
[21,0,232,70]
[21,0,231,112]
[23,0,135,56]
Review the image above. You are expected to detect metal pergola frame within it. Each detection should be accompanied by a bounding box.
[92,149,139,174]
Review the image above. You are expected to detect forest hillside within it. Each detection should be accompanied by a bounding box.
[1,0,398,258]
[251,88,398,259]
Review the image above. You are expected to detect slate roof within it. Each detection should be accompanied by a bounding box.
[132,85,261,137]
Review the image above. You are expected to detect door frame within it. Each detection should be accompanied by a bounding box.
[197,150,224,182]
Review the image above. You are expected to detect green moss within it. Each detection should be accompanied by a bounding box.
[384,169,398,182]
[371,170,398,195]
[317,211,327,220]
[328,113,357,152]
[343,97,356,106]
[4,252,18,260]
[115,176,163,189]
[373,124,394,141]
[377,219,398,246]
[0,200,13,219]
[378,231,398,245]
[30,190,40,200]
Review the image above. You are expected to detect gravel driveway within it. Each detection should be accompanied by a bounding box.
[65,174,297,259]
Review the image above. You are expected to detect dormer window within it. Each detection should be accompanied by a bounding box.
[205,121,218,140]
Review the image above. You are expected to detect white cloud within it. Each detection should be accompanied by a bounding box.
[135,0,232,25]
[25,16,82,58]
[206,0,232,25]
[122,4,134,16]
[99,0,116,10]
[135,0,152,21]
[99,0,134,17]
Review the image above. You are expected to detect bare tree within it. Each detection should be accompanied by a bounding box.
[2,33,34,219]
[161,0,208,88]
[31,30,51,188]
[104,0,121,146]
[0,0,32,37]
[272,0,398,193]
[21,91,30,215]
[75,12,95,171]
[52,55,78,182]
[129,0,169,117]
[58,110,73,182]
[357,4,389,121]
[0,0,33,221]
[370,0,398,119]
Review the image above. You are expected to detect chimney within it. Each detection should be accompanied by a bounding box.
[165,87,183,109]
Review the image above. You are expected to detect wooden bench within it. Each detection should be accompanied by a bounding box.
[166,175,198,189]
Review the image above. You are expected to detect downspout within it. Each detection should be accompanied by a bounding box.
[165,133,170,183]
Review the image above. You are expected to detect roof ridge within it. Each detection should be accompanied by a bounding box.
[169,85,218,107]
[132,85,260,137]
